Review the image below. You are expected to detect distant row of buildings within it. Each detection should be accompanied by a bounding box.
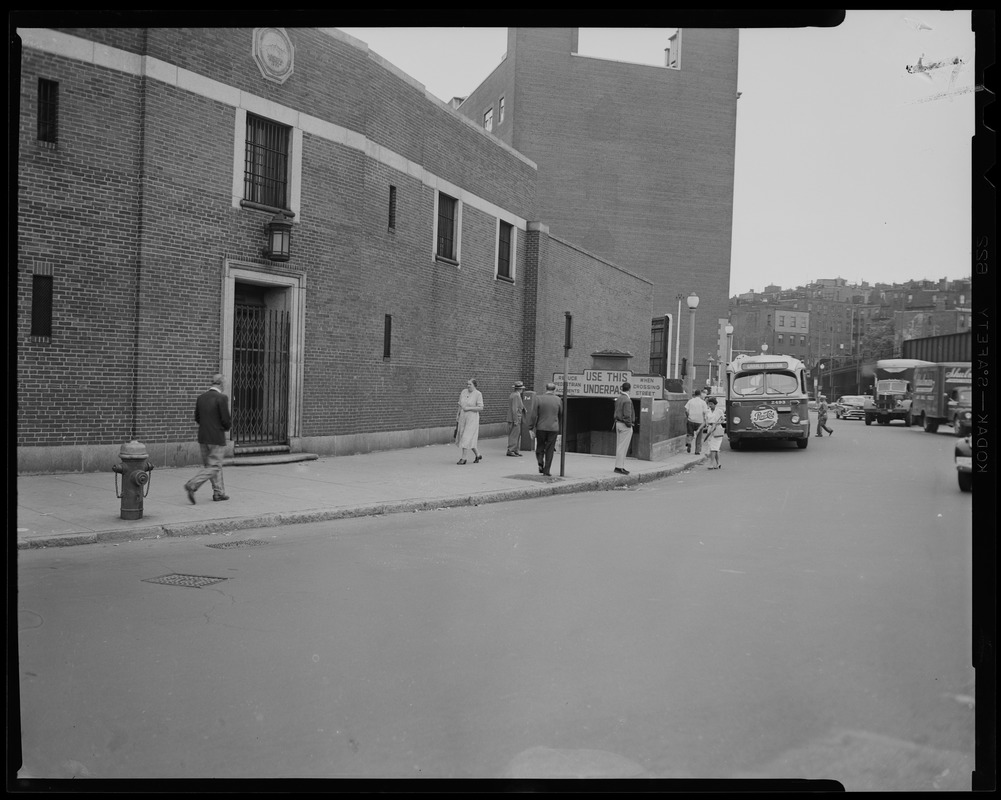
[726,276,973,370]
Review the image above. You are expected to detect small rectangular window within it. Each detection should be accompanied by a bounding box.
[383,314,392,359]
[37,79,58,144]
[498,96,505,123]
[388,186,397,230]
[483,107,493,132]
[436,193,458,261]
[497,221,513,280]
[31,274,54,338]
[244,113,290,209]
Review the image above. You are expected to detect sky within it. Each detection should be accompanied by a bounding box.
[337,11,977,297]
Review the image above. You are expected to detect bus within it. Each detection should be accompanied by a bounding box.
[726,352,811,450]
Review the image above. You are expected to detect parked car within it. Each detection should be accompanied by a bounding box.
[955,435,972,492]
[835,395,866,420]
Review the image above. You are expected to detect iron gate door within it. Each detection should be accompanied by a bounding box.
[232,303,290,448]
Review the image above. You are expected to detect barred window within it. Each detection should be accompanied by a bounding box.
[497,221,513,280]
[436,193,457,261]
[37,79,58,144]
[244,113,290,209]
[31,274,53,338]
[388,186,397,230]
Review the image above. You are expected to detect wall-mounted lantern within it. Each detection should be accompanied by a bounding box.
[263,212,292,262]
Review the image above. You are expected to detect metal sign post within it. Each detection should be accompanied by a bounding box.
[561,312,572,477]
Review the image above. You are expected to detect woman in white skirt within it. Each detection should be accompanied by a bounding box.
[455,378,484,464]
[703,396,725,469]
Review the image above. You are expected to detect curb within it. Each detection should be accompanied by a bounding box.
[17,456,707,550]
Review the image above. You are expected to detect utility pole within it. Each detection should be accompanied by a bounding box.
[561,312,572,478]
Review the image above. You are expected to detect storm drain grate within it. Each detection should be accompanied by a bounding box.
[142,573,229,588]
[205,539,269,549]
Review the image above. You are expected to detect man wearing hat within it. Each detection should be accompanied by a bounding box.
[506,380,527,456]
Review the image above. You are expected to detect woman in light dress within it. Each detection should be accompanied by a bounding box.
[455,378,484,464]
[703,396,725,469]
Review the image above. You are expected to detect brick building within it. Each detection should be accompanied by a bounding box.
[15,27,653,473]
[456,27,739,386]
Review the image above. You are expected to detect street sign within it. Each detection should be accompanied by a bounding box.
[552,370,664,399]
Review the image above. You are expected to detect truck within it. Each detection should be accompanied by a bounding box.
[909,362,973,435]
[863,358,935,426]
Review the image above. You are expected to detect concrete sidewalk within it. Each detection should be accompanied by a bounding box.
[15,436,708,550]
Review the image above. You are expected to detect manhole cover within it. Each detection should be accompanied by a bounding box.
[206,539,269,549]
[142,573,229,588]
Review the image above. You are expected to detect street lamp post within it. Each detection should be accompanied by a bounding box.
[674,294,683,379]
[686,292,699,393]
[725,323,734,386]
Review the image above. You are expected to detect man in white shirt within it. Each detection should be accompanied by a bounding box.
[684,389,707,454]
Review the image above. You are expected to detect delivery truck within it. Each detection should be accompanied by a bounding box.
[863,358,934,426]
[909,362,973,435]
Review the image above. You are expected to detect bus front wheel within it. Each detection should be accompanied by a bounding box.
[796,437,809,449]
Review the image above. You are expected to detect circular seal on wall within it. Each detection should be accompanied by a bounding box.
[253,28,295,84]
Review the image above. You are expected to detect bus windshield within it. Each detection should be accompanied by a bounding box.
[732,371,801,397]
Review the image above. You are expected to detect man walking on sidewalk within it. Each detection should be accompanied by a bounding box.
[184,373,231,504]
[613,382,635,475]
[529,382,562,476]
[684,389,707,454]
[506,381,527,456]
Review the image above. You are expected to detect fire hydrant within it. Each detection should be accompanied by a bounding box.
[112,440,155,520]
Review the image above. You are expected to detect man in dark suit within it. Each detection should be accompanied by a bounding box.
[506,380,527,456]
[184,373,232,504]
[529,382,562,476]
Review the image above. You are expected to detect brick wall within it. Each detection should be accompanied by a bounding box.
[530,229,654,391]
[16,27,661,472]
[458,27,737,386]
[17,48,144,447]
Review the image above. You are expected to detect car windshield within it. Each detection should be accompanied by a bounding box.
[732,371,800,397]
[955,387,971,403]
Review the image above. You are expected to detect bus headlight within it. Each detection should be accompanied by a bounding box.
[732,416,740,425]
[791,414,800,424]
